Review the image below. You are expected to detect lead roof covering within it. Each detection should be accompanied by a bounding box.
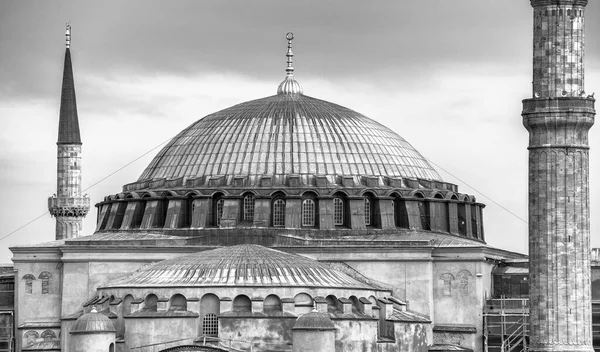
[101,244,380,290]
[138,94,442,184]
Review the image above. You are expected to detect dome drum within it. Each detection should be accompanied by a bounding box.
[94,183,486,243]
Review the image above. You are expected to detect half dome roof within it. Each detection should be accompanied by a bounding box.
[138,94,441,185]
[102,244,379,290]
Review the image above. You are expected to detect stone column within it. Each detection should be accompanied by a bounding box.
[525,1,595,351]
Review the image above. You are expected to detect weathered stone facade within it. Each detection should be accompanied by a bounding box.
[525,0,596,351]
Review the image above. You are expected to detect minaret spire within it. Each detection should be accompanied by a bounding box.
[48,24,90,240]
[524,1,596,352]
[277,32,303,95]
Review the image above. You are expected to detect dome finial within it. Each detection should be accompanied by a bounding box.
[65,22,71,49]
[277,32,303,95]
[285,32,294,76]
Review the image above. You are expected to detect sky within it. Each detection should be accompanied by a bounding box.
[0,0,599,262]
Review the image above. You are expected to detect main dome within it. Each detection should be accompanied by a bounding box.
[138,93,441,185]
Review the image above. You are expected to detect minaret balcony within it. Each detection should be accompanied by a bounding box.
[48,196,90,217]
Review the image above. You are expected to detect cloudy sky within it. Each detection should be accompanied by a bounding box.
[1,1,599,262]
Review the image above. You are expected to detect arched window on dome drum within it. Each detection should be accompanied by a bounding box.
[302,199,315,227]
[393,197,410,229]
[203,313,219,337]
[364,198,372,226]
[143,294,158,312]
[169,294,187,311]
[471,204,479,238]
[457,203,467,236]
[184,195,194,227]
[264,294,282,313]
[122,294,134,316]
[333,197,344,226]
[243,194,255,221]
[272,199,286,227]
[233,295,251,313]
[215,198,224,227]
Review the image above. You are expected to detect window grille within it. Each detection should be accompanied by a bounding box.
[364,198,371,226]
[243,194,255,221]
[203,313,219,337]
[273,199,286,227]
[215,199,224,226]
[333,197,344,225]
[302,199,315,227]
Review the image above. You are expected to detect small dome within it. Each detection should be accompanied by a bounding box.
[71,308,116,334]
[292,311,336,331]
[101,244,378,290]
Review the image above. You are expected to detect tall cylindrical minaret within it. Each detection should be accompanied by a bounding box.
[523,1,596,352]
[48,24,90,240]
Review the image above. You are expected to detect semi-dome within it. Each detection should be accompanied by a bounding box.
[101,244,379,290]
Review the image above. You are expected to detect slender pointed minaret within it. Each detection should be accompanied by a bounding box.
[523,1,596,352]
[48,23,90,240]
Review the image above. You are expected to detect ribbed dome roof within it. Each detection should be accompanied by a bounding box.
[138,93,441,185]
[292,311,336,330]
[102,244,377,290]
[71,308,116,334]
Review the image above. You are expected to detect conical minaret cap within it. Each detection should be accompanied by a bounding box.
[57,22,81,145]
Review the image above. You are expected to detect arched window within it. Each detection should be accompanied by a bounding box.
[38,271,52,294]
[364,198,372,226]
[23,274,35,295]
[122,294,134,316]
[294,293,313,315]
[243,194,255,221]
[333,197,344,225]
[169,294,187,311]
[203,313,219,337]
[41,330,56,341]
[264,294,282,313]
[109,343,115,352]
[233,295,251,312]
[272,199,286,227]
[184,195,194,227]
[215,198,224,226]
[393,196,410,229]
[302,199,315,227]
[143,294,158,312]
[326,295,340,313]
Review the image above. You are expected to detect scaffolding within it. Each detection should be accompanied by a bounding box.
[483,296,529,352]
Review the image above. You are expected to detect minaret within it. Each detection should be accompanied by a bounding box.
[523,1,596,352]
[47,23,90,240]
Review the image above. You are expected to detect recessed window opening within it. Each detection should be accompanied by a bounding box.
[233,295,251,312]
[364,198,371,226]
[333,197,344,225]
[264,294,282,313]
[143,294,158,312]
[243,194,255,221]
[302,199,315,227]
[215,198,224,226]
[273,199,286,227]
[169,294,187,311]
